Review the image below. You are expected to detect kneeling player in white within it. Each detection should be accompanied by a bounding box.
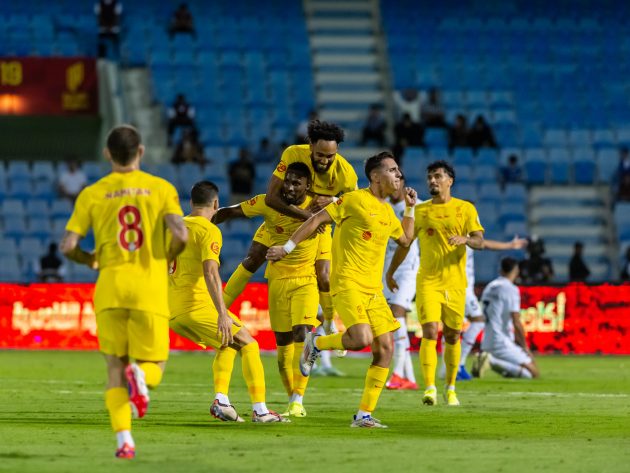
[473,257,539,379]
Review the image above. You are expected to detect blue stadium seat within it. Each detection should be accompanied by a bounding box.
[7,161,30,182]
[549,150,571,184]
[454,183,477,202]
[596,149,618,183]
[473,164,498,184]
[498,202,526,225]
[26,199,50,218]
[0,239,18,258]
[574,159,596,184]
[425,129,448,148]
[32,162,56,181]
[504,184,527,203]
[27,217,52,241]
[3,217,27,241]
[32,181,55,200]
[2,199,25,219]
[0,256,22,282]
[19,237,44,257]
[50,200,73,220]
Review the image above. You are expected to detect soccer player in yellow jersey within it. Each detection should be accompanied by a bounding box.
[169,181,287,423]
[60,125,189,459]
[267,152,418,428]
[214,162,320,418]
[386,160,485,407]
[222,121,357,337]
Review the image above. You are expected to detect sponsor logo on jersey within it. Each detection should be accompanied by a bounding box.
[361,230,372,241]
[276,162,287,173]
[275,225,284,234]
[210,241,220,254]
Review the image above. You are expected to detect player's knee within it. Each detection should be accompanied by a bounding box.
[421,323,439,340]
[292,325,309,343]
[274,331,293,346]
[345,332,372,350]
[138,361,164,389]
[315,261,330,291]
[443,331,461,345]
[233,327,256,348]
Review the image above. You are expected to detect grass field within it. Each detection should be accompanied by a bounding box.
[1,351,629,473]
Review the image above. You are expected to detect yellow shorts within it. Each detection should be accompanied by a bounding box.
[96,309,170,361]
[333,290,400,338]
[416,287,466,330]
[254,223,332,262]
[169,307,242,350]
[268,276,320,332]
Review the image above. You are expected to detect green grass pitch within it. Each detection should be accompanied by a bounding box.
[1,351,629,473]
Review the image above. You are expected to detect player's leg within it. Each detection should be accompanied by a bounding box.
[441,290,466,406]
[386,303,408,389]
[223,224,270,307]
[286,324,313,416]
[417,287,443,405]
[315,226,334,324]
[484,344,539,379]
[274,332,294,397]
[460,289,484,378]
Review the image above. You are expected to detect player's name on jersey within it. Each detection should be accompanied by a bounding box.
[105,188,152,199]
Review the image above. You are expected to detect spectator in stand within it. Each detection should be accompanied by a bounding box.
[39,243,64,282]
[167,94,196,145]
[621,246,630,280]
[468,115,497,151]
[169,3,196,38]
[519,236,554,284]
[500,154,523,187]
[615,146,630,197]
[171,129,206,165]
[420,87,446,128]
[394,113,424,147]
[58,159,88,202]
[94,0,122,59]
[360,104,387,147]
[254,138,277,163]
[295,110,318,144]
[448,114,469,151]
[393,88,421,123]
[617,174,630,201]
[228,147,256,205]
[569,241,590,282]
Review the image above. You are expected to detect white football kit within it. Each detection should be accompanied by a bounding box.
[465,246,482,317]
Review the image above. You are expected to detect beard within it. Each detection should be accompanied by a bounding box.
[429,187,439,196]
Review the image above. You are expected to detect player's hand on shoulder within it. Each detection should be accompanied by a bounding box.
[404,187,417,207]
[266,246,287,261]
[308,195,333,213]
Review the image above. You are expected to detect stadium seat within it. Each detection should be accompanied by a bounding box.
[425,129,448,148]
[7,161,30,182]
[50,200,73,220]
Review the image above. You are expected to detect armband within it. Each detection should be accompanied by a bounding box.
[332,197,339,203]
[404,206,414,218]
[282,240,297,254]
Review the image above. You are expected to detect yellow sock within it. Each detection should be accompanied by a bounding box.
[291,342,309,397]
[420,338,438,388]
[276,344,294,396]
[444,339,461,387]
[105,387,131,432]
[359,365,389,413]
[223,264,254,308]
[240,342,266,404]
[319,291,334,321]
[213,347,238,395]
[315,332,345,350]
[138,362,163,389]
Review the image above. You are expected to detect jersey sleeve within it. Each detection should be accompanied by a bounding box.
[240,194,269,218]
[324,193,352,224]
[465,202,485,234]
[65,187,92,237]
[339,160,359,194]
[388,205,404,240]
[272,147,297,180]
[200,224,222,265]
[163,181,184,216]
[508,285,521,313]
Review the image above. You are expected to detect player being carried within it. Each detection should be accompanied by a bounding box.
[214,162,322,417]
[61,125,189,459]
[268,152,417,428]
[168,181,288,423]
[473,257,539,379]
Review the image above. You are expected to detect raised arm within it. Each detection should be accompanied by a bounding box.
[264,175,312,220]
[165,213,188,261]
[212,204,246,225]
[60,231,97,269]
[266,209,333,261]
[203,259,241,346]
[394,187,418,247]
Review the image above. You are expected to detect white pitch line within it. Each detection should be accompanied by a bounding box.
[471,391,628,398]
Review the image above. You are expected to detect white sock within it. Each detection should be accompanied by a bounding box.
[320,349,332,369]
[116,430,134,448]
[356,409,371,419]
[289,393,303,404]
[215,392,230,405]
[489,354,526,378]
[403,350,416,383]
[253,402,268,415]
[438,336,446,378]
[392,322,407,377]
[460,321,484,365]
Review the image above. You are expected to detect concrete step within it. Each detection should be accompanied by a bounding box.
[553,262,610,281]
[316,71,380,85]
[317,90,384,103]
[319,109,367,122]
[530,205,605,220]
[311,35,376,48]
[530,225,606,238]
[339,146,383,162]
[546,243,609,257]
[531,186,602,201]
[307,1,373,12]
[313,54,377,66]
[308,18,373,30]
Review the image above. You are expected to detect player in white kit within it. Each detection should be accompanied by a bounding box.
[472,257,539,379]
[383,177,420,390]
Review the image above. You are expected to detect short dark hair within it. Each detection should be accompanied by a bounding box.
[107,125,141,165]
[285,162,312,184]
[365,151,395,182]
[427,160,455,181]
[500,257,519,274]
[307,120,345,144]
[191,181,219,206]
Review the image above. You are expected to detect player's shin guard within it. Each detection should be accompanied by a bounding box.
[420,338,438,388]
[223,264,253,308]
[105,387,132,432]
[138,362,163,389]
[240,342,266,403]
[315,332,345,351]
[213,347,238,396]
[460,321,484,365]
[291,342,309,396]
[444,340,462,387]
[276,344,294,396]
[359,365,389,413]
[319,291,334,321]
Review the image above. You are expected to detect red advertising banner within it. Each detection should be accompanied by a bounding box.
[0,57,98,115]
[1,283,629,354]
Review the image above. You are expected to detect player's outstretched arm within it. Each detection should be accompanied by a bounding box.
[165,213,189,261]
[212,205,246,224]
[266,209,333,261]
[60,231,97,269]
[203,259,241,346]
[483,235,528,251]
[265,175,312,220]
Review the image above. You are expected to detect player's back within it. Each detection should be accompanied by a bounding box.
[481,276,518,348]
[70,169,181,316]
[168,215,222,316]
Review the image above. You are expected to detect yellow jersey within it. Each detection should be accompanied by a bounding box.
[66,170,183,316]
[168,216,222,317]
[325,188,403,295]
[241,194,319,280]
[272,144,358,196]
[414,197,484,290]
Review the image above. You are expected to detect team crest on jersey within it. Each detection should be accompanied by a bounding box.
[248,196,258,206]
[427,228,435,236]
[276,162,287,173]
[210,241,220,254]
[356,305,363,314]
[361,230,372,241]
[336,197,343,205]
[275,225,284,234]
